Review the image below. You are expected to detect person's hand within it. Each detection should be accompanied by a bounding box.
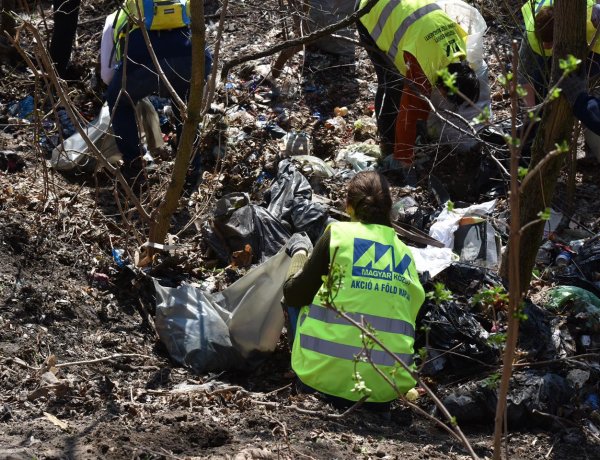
[559,73,587,106]
[592,4,600,28]
[286,232,312,256]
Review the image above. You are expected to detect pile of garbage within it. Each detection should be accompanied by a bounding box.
[36,0,598,433]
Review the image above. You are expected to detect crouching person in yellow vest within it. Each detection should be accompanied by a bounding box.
[519,0,600,107]
[356,0,480,172]
[101,0,212,187]
[283,171,425,413]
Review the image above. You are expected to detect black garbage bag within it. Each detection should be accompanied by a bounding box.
[557,235,600,298]
[417,301,500,376]
[438,263,503,296]
[518,301,566,361]
[265,159,330,242]
[203,193,291,265]
[443,371,572,428]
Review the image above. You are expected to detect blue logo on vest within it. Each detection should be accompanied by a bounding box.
[352,238,412,281]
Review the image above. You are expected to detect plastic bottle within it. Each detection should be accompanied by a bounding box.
[555,251,572,266]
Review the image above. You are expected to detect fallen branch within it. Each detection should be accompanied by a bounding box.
[54,353,153,368]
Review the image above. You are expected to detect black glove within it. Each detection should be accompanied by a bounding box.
[560,73,587,106]
[285,232,312,256]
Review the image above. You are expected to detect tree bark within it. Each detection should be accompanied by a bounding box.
[148,0,205,247]
[505,0,587,295]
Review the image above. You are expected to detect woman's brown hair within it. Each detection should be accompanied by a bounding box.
[346,170,392,226]
[535,6,554,44]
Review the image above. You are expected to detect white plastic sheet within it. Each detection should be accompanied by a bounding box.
[410,246,457,277]
[429,200,499,269]
[51,100,163,171]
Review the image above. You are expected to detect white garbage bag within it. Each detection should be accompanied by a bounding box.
[51,99,164,171]
[51,105,111,171]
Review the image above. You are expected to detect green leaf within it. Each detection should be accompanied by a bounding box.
[437,67,457,95]
[472,106,491,125]
[538,207,551,221]
[426,282,453,306]
[483,372,501,390]
[487,333,507,346]
[446,200,455,212]
[555,140,570,153]
[559,54,582,76]
[518,167,528,181]
[516,84,528,98]
[549,87,562,101]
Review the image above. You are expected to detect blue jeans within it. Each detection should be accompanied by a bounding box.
[106,28,212,164]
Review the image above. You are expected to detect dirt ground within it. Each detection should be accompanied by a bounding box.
[1,1,600,459]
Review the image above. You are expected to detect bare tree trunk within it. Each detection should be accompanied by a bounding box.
[494,2,587,458]
[148,0,205,247]
[502,0,587,294]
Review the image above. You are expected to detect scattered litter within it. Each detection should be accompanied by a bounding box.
[543,208,563,237]
[290,155,335,179]
[410,247,457,278]
[280,131,311,156]
[333,106,348,117]
[419,301,499,376]
[337,142,380,171]
[443,371,572,427]
[324,116,347,133]
[546,286,600,330]
[8,95,34,122]
[112,249,126,268]
[43,412,69,431]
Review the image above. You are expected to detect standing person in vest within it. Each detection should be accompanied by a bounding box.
[100,0,212,186]
[519,0,600,107]
[283,171,425,411]
[356,0,480,173]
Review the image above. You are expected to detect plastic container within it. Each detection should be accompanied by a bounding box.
[555,251,572,267]
[281,131,312,157]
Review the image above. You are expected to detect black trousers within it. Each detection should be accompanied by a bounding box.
[356,21,404,158]
[50,0,80,77]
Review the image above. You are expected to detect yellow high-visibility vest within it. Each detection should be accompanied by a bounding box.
[112,0,191,61]
[359,0,468,85]
[291,221,425,402]
[522,0,600,56]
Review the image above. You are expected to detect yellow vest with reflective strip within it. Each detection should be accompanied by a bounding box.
[112,0,191,61]
[291,222,425,403]
[359,0,468,85]
[522,0,600,56]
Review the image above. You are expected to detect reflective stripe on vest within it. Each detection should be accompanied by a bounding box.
[369,0,400,43]
[365,0,442,66]
[307,304,415,337]
[387,2,441,67]
[299,334,414,367]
